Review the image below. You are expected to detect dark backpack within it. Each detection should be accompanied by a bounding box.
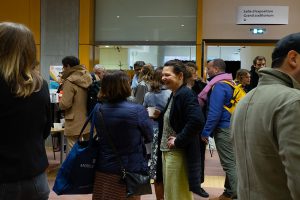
[87,73,101,116]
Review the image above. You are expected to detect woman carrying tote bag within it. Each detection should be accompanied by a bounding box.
[93,71,153,200]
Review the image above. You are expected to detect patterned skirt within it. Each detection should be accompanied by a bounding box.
[149,127,159,180]
[93,171,141,200]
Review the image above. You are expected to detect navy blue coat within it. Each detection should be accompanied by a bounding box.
[94,100,153,174]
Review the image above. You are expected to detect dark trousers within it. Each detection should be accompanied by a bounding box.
[200,138,207,183]
[214,128,237,197]
[0,172,50,200]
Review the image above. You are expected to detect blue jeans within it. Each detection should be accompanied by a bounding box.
[0,172,50,200]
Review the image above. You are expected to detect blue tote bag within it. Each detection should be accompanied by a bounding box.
[53,104,100,195]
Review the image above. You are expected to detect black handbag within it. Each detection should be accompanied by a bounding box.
[122,171,152,197]
[98,111,152,198]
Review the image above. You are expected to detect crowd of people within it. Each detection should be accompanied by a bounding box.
[1,21,300,200]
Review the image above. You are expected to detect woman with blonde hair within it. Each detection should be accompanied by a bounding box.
[133,64,154,104]
[143,66,172,199]
[0,22,51,199]
[235,69,251,93]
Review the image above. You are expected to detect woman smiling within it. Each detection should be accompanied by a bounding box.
[159,60,205,200]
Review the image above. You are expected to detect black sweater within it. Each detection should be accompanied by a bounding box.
[0,79,51,183]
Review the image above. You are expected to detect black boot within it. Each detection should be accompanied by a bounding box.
[192,187,209,198]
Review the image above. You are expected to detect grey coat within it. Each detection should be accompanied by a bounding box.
[231,68,300,200]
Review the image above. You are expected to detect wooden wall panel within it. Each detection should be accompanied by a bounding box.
[196,0,203,77]
[0,0,40,60]
[79,0,95,71]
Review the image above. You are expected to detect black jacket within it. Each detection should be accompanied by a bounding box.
[249,65,259,91]
[0,79,51,183]
[192,79,207,95]
[160,85,205,191]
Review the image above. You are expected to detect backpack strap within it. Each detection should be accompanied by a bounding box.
[220,81,235,111]
[221,80,236,87]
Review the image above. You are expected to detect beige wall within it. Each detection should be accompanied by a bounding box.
[99,48,128,70]
[240,46,274,70]
[203,0,300,40]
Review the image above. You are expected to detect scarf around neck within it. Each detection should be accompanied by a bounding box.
[197,73,233,107]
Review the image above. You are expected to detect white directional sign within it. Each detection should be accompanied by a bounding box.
[237,6,289,24]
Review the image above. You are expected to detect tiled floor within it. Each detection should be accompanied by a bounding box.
[46,148,225,200]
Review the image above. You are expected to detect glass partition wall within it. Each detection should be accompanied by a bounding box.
[98,45,196,70]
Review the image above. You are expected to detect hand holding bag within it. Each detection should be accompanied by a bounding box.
[53,104,100,195]
[98,111,152,198]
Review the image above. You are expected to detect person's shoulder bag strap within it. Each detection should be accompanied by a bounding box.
[98,111,126,175]
[77,103,100,141]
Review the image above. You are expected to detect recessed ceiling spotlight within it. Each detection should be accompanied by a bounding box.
[116,16,120,18]
[181,24,185,27]
[105,46,110,48]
